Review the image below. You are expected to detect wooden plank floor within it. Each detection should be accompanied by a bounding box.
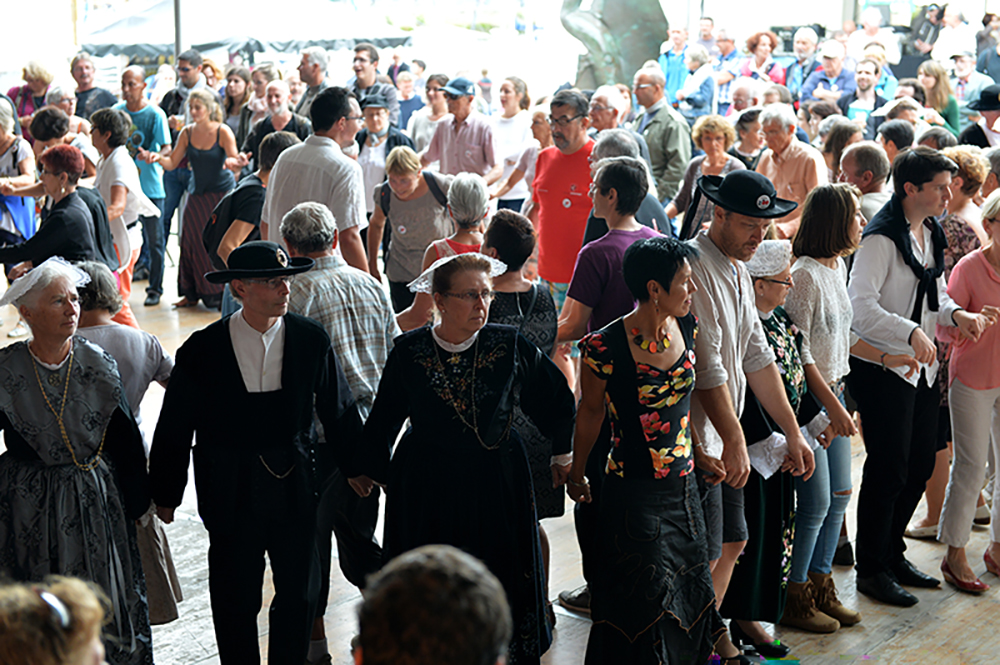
[2,243,997,665]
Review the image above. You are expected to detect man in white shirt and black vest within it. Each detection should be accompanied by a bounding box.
[149,241,365,665]
[848,147,995,606]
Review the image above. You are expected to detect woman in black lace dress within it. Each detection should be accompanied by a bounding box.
[355,252,576,665]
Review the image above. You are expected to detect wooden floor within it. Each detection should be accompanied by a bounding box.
[2,246,998,665]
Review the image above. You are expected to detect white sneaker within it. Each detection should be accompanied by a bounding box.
[7,321,29,338]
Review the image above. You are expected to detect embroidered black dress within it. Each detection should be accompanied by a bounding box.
[0,338,152,665]
[720,306,820,622]
[358,324,576,665]
[580,316,724,665]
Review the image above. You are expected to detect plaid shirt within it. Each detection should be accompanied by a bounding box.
[288,254,400,428]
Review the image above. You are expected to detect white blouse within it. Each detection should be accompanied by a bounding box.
[784,256,853,384]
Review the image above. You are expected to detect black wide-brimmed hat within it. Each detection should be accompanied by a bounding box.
[696,170,798,219]
[360,92,389,110]
[967,84,1000,111]
[206,241,314,284]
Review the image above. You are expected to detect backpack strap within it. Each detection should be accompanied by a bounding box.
[423,171,449,207]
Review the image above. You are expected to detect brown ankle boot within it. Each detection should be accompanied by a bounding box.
[809,571,862,626]
[779,579,840,633]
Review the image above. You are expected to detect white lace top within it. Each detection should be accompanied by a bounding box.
[784,256,854,384]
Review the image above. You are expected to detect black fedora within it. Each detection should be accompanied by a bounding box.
[967,84,1000,111]
[696,170,798,219]
[206,241,314,284]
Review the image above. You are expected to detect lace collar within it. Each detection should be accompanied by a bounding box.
[431,325,478,353]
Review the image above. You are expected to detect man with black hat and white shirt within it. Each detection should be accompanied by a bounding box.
[957,83,1000,147]
[149,240,364,665]
[687,170,816,660]
[420,76,501,183]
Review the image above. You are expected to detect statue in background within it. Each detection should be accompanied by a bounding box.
[561,0,669,89]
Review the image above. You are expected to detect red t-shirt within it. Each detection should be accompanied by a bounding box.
[531,140,595,283]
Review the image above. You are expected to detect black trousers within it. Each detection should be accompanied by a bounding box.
[574,416,613,587]
[389,280,416,313]
[207,470,320,665]
[314,466,383,613]
[846,359,940,578]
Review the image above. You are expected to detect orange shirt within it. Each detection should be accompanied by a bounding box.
[531,141,595,283]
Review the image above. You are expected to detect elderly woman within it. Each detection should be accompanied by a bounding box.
[729,107,764,171]
[0,576,109,665]
[822,118,864,180]
[396,172,489,330]
[494,77,533,212]
[356,252,576,665]
[140,89,239,309]
[75,260,182,624]
[668,114,745,239]
[0,145,96,279]
[0,100,36,258]
[45,85,92,136]
[936,191,1000,593]
[739,31,785,84]
[567,236,723,664]
[91,108,160,329]
[367,146,453,312]
[676,45,716,125]
[0,257,152,665]
[7,61,53,143]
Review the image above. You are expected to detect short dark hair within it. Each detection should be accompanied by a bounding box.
[550,89,589,117]
[310,86,353,132]
[412,59,427,70]
[878,119,914,152]
[259,131,301,171]
[892,145,958,198]
[354,42,379,64]
[896,77,926,106]
[483,209,535,272]
[427,73,449,88]
[30,107,70,142]
[917,126,957,150]
[856,57,882,79]
[622,236,698,302]
[177,49,203,68]
[595,156,648,215]
[39,145,85,184]
[90,108,131,148]
[358,545,511,665]
[76,261,123,315]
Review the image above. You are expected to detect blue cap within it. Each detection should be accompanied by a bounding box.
[442,76,476,97]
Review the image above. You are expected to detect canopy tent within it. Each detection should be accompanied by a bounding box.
[81,0,411,58]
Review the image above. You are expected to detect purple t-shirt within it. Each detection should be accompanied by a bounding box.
[567,226,662,332]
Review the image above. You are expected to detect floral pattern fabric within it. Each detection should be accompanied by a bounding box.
[581,317,697,480]
[937,213,981,408]
[759,307,807,411]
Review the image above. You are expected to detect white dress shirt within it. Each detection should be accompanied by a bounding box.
[848,223,960,387]
[229,310,284,392]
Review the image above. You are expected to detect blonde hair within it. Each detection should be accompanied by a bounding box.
[188,89,223,122]
[23,61,55,86]
[942,145,990,197]
[0,576,108,665]
[917,60,953,113]
[981,189,1000,247]
[386,146,421,175]
[692,114,737,150]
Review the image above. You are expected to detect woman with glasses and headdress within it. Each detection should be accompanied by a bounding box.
[354,252,576,665]
[0,257,152,665]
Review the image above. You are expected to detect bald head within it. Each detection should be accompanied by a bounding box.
[266,80,291,114]
[121,66,148,105]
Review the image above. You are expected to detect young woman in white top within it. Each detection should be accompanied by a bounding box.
[492,77,533,212]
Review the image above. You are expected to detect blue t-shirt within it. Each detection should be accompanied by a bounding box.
[113,102,170,199]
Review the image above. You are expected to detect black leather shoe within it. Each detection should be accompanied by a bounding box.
[144,292,161,306]
[891,559,941,588]
[857,572,918,607]
[730,621,791,658]
[133,266,150,281]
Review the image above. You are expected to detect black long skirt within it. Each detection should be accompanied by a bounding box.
[586,473,724,665]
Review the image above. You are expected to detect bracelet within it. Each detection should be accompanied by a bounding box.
[880,352,888,370]
[567,476,589,488]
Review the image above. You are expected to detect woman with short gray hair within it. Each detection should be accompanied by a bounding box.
[45,85,92,136]
[396,173,488,330]
[280,201,339,255]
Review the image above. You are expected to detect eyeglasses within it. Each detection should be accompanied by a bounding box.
[760,278,793,287]
[548,114,585,127]
[177,66,194,73]
[427,87,442,94]
[588,104,612,112]
[633,83,654,90]
[444,92,464,100]
[347,115,364,121]
[443,290,495,302]
[244,276,295,289]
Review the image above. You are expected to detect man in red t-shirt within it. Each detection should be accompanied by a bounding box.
[529,89,595,308]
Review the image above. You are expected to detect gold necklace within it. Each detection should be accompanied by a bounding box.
[30,348,107,472]
[432,335,512,450]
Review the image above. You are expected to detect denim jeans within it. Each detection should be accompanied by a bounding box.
[161,167,191,243]
[789,385,854,582]
[139,198,165,295]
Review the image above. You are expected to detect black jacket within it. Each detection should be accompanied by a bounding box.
[836,92,888,140]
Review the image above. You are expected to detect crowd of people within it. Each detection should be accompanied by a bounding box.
[1,13,1000,665]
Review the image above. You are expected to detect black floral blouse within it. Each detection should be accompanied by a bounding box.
[759,306,807,411]
[581,314,698,480]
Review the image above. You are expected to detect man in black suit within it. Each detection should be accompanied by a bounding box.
[958,84,1000,147]
[149,241,364,665]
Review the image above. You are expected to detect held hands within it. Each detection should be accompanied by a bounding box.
[693,444,726,486]
[884,353,920,378]
[565,465,592,503]
[784,430,815,481]
[909,327,936,365]
[815,424,836,449]
[954,309,992,342]
[225,152,251,171]
[551,462,571,488]
[827,400,857,439]
[348,475,376,498]
[720,440,750,489]
[136,148,158,165]
[155,505,175,524]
